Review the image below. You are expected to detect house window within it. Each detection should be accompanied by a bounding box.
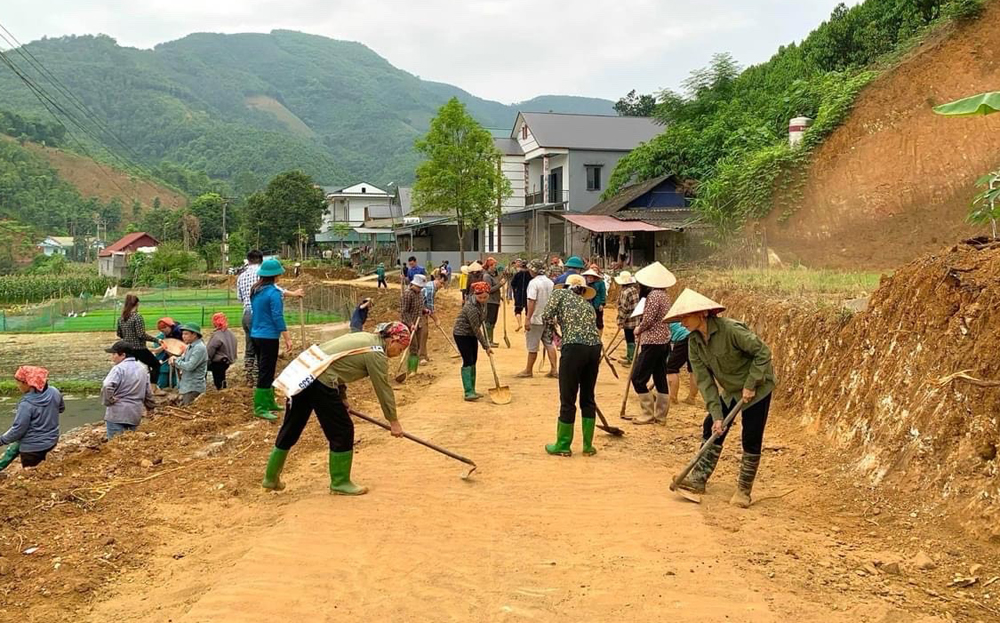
[522,125,528,140]
[586,165,602,192]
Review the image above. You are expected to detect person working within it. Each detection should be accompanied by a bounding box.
[171,323,208,405]
[261,322,411,495]
[514,259,555,378]
[206,313,237,390]
[542,275,602,457]
[249,258,293,420]
[668,289,776,508]
[102,341,155,439]
[350,298,374,333]
[0,366,62,470]
[453,281,492,401]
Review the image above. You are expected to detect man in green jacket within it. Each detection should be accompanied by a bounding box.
[261,322,410,495]
[665,289,776,508]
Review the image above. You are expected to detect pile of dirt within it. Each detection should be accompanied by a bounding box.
[704,238,1000,540]
[300,266,359,280]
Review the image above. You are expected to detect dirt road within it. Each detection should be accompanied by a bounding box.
[77,288,986,623]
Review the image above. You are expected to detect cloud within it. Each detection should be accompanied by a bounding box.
[2,0,855,102]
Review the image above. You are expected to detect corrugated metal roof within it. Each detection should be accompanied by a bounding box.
[561,214,665,233]
[494,137,524,155]
[517,112,662,151]
[616,209,708,230]
[587,175,674,215]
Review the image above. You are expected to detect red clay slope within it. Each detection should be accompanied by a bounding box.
[765,3,1000,270]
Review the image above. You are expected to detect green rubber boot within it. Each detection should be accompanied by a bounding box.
[329,451,369,495]
[619,342,635,366]
[253,388,279,421]
[545,420,574,457]
[486,323,499,347]
[470,366,484,399]
[264,386,283,411]
[581,418,597,456]
[461,367,480,401]
[261,447,288,490]
[407,355,419,375]
[730,452,762,508]
[0,441,20,471]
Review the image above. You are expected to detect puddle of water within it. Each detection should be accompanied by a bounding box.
[0,394,105,435]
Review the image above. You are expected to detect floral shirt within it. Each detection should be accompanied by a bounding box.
[541,288,601,348]
[617,284,640,330]
[635,288,671,346]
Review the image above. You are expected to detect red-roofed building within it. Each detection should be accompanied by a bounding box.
[98,232,159,278]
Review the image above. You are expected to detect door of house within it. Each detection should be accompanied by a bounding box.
[548,167,563,204]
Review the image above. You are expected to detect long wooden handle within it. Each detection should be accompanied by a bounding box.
[349,409,477,468]
[299,297,306,349]
[670,400,745,489]
[430,314,461,356]
[619,352,638,418]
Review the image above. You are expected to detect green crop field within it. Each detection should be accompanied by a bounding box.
[0,288,344,333]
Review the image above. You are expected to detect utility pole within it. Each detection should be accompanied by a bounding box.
[221,196,231,274]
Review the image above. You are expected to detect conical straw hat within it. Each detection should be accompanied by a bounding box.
[663,288,725,322]
[634,262,676,289]
[614,270,636,285]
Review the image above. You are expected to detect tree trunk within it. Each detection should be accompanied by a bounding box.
[456,209,466,267]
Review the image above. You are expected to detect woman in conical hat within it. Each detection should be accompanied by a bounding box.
[628,262,676,426]
[665,288,777,509]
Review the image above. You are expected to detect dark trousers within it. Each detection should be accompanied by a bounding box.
[703,393,772,454]
[557,343,601,424]
[486,303,500,325]
[241,309,256,361]
[454,334,479,367]
[594,308,604,330]
[20,446,54,467]
[209,361,230,390]
[253,338,280,389]
[624,328,635,345]
[128,347,161,385]
[275,380,353,452]
[377,277,387,288]
[631,343,668,393]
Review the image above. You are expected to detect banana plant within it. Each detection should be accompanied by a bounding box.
[934,92,1000,236]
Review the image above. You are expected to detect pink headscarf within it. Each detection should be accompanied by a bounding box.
[376,321,412,348]
[15,366,49,392]
[212,312,229,330]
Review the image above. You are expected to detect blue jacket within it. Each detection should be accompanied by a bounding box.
[553,270,578,285]
[2,386,63,452]
[250,284,287,339]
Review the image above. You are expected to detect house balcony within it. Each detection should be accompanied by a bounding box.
[525,190,569,207]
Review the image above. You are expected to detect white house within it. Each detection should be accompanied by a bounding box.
[493,112,662,255]
[317,182,392,244]
[38,236,67,256]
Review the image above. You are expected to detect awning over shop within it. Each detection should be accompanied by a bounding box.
[353,227,393,235]
[560,214,665,233]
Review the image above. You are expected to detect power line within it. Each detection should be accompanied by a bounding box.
[0,31,152,179]
[0,46,140,207]
[0,21,148,165]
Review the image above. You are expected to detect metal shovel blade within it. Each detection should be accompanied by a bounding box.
[669,483,703,504]
[460,464,478,480]
[489,385,511,405]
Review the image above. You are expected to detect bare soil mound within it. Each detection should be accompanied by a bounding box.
[765,2,1000,269]
[708,238,1000,539]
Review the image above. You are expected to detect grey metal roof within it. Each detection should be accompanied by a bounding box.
[615,208,707,231]
[396,187,413,214]
[494,137,524,156]
[587,175,674,216]
[367,204,402,219]
[516,112,662,151]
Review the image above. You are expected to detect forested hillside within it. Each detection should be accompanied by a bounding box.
[607,0,990,232]
[0,30,614,187]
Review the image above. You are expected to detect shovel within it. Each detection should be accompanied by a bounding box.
[601,346,619,379]
[594,405,625,436]
[619,356,637,420]
[430,314,462,359]
[482,326,511,405]
[349,409,478,479]
[669,399,745,503]
[393,319,420,383]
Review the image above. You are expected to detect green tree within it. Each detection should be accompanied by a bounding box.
[243,171,326,257]
[614,90,657,117]
[189,192,226,242]
[412,97,511,265]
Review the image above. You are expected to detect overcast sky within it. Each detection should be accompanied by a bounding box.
[1,1,859,103]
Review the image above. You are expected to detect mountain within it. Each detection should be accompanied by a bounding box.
[0,30,615,187]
